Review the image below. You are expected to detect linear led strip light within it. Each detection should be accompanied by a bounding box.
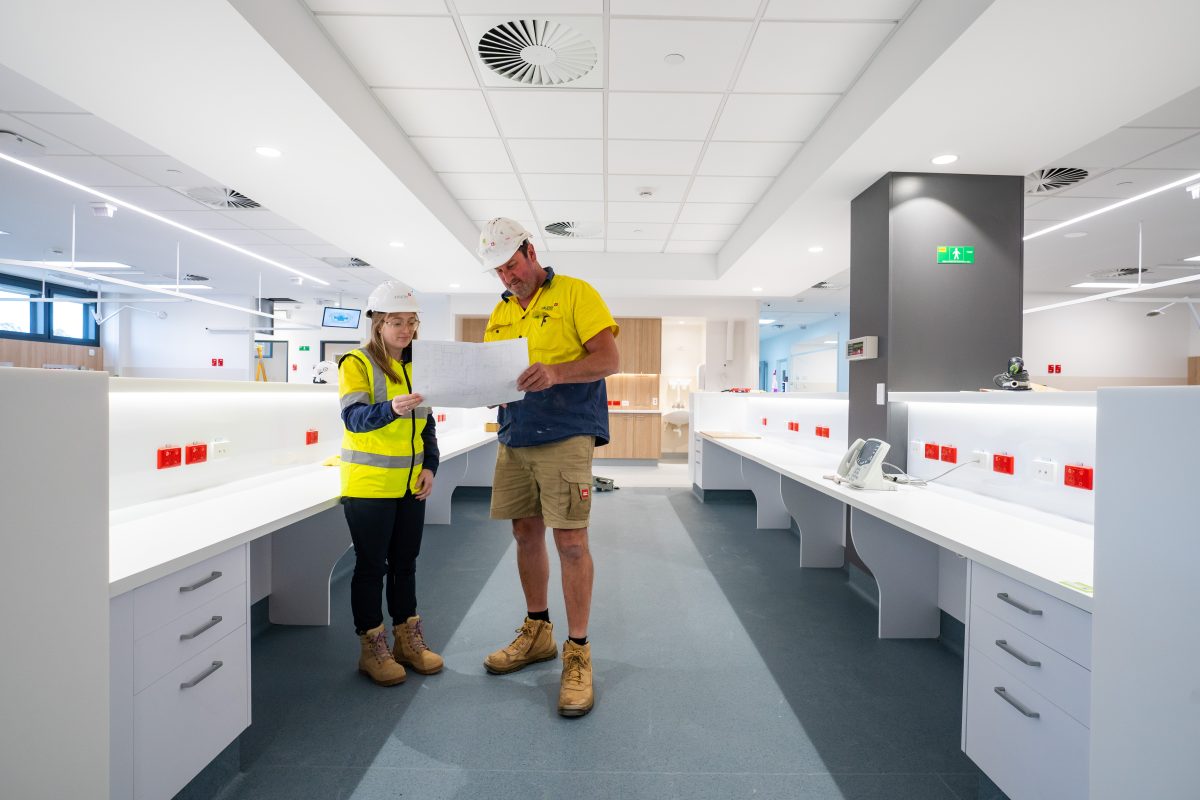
[0,257,283,321]
[1023,170,1200,314]
[0,150,328,286]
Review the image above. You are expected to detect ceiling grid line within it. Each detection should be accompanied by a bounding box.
[602,0,611,253]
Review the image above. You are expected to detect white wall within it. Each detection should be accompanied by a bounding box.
[102,295,260,380]
[1023,294,1193,388]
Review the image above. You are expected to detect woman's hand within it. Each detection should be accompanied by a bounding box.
[391,393,424,416]
[414,468,435,500]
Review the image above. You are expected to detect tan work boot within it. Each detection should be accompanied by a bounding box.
[358,624,406,686]
[558,639,594,717]
[483,618,557,674]
[393,615,444,675]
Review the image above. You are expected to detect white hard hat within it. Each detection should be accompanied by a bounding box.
[367,280,420,315]
[478,217,534,271]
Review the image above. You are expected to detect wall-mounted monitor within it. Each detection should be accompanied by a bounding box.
[322,307,362,329]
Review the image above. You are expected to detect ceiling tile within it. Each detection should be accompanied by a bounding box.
[0,113,85,155]
[27,156,152,187]
[0,64,86,113]
[158,211,247,230]
[609,20,752,92]
[13,113,161,156]
[671,223,738,240]
[608,140,702,175]
[456,0,601,12]
[489,91,603,138]
[411,138,513,172]
[102,186,205,212]
[608,93,722,140]
[607,222,672,239]
[543,237,604,252]
[678,202,753,224]
[523,174,603,201]
[1054,127,1199,174]
[606,240,666,252]
[735,22,894,93]
[1126,132,1200,169]
[1129,86,1200,128]
[531,201,604,222]
[611,0,760,17]
[306,1,448,13]
[765,0,914,19]
[1056,168,1200,199]
[317,16,477,88]
[439,172,525,199]
[1021,197,1115,222]
[607,202,681,223]
[508,139,603,173]
[375,89,498,137]
[714,93,837,141]
[459,198,534,222]
[698,142,797,176]
[665,240,722,253]
[106,156,220,187]
[207,229,284,247]
[292,244,348,259]
[688,175,773,203]
[262,229,332,246]
[228,209,306,230]
[608,174,692,203]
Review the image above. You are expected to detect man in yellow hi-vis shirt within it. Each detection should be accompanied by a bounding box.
[477,218,619,717]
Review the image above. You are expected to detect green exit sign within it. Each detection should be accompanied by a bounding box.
[937,245,974,264]
[298,345,310,351]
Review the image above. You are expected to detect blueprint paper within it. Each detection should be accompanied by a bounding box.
[411,339,528,408]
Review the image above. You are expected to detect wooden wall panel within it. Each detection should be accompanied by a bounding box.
[1189,356,1199,385]
[459,316,488,343]
[0,339,104,370]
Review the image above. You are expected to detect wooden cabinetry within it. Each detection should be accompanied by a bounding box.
[614,317,661,374]
[458,316,488,343]
[598,412,662,459]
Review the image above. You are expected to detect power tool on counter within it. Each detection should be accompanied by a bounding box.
[993,356,1032,391]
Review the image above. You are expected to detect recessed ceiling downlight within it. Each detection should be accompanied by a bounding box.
[545,221,601,238]
[255,146,282,158]
[931,154,958,165]
[664,53,685,65]
[478,20,598,86]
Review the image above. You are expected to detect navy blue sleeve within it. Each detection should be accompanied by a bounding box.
[421,414,440,475]
[340,401,397,433]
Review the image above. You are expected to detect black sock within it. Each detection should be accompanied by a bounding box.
[569,635,588,646]
[527,609,550,623]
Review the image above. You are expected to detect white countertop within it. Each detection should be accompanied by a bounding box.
[608,408,663,414]
[110,429,496,596]
[701,434,1094,611]
[890,390,1096,407]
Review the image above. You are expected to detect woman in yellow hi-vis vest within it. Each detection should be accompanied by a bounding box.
[339,280,443,686]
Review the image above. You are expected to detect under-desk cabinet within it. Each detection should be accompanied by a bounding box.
[963,563,1092,800]
[111,546,251,800]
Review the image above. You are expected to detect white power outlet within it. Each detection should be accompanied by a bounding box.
[210,439,232,459]
[1032,458,1057,482]
[971,450,991,468]
[910,440,925,457]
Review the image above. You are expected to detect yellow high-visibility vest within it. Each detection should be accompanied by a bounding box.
[338,349,430,498]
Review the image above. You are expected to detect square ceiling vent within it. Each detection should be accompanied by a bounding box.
[461,15,604,89]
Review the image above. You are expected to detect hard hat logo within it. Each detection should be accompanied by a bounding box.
[367,280,421,314]
[477,217,534,271]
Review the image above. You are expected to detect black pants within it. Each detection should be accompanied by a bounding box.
[342,494,426,634]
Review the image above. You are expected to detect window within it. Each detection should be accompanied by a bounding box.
[0,272,98,346]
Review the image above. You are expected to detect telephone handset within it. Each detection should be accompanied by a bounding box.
[826,437,895,491]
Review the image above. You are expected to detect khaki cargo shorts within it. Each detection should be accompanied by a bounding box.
[490,435,595,530]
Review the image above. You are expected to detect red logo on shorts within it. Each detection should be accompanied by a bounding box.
[580,487,590,500]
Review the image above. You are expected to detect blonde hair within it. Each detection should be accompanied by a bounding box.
[362,311,418,385]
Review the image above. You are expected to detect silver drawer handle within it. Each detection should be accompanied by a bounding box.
[996,592,1042,616]
[995,639,1042,667]
[180,616,223,641]
[179,571,222,593]
[180,660,223,689]
[994,686,1040,719]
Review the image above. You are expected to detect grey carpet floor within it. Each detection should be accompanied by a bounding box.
[210,488,1004,800]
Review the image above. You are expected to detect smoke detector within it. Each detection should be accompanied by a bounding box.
[545,221,602,238]
[1025,167,1089,194]
[321,257,371,269]
[179,186,262,209]
[477,19,598,86]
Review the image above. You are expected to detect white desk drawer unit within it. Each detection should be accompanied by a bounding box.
[112,544,251,800]
[964,563,1093,800]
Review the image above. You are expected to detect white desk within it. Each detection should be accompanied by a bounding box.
[699,433,1093,637]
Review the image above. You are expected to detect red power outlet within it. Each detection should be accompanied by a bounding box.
[1055,364,1062,374]
[993,453,1015,475]
[1064,464,1094,490]
[185,443,208,465]
[940,445,957,463]
[924,443,940,460]
[305,429,319,445]
[762,417,768,426]
[157,446,182,469]
[820,427,831,438]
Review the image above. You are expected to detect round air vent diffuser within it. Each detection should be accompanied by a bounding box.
[478,20,597,86]
[545,221,601,238]
[1025,167,1088,193]
[1087,267,1150,279]
[182,187,261,209]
